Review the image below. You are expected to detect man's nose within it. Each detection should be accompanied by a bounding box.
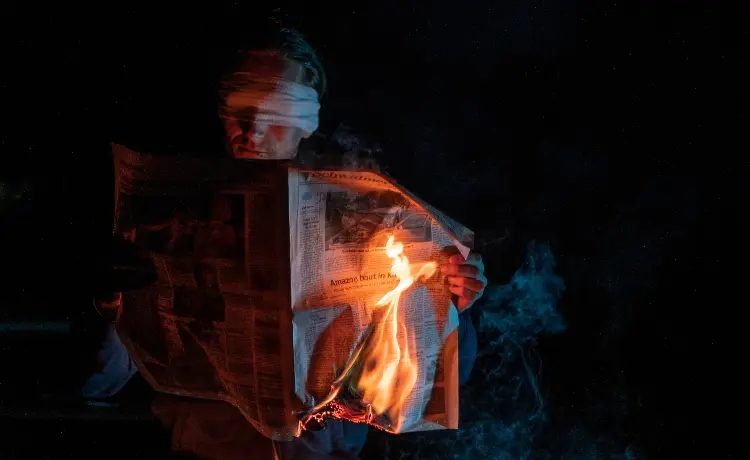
[248,122,268,142]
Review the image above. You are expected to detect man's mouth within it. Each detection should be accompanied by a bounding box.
[235,145,256,154]
[234,144,266,157]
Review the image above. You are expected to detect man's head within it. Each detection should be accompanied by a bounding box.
[219,28,326,160]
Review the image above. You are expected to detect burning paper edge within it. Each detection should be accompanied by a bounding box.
[293,294,461,436]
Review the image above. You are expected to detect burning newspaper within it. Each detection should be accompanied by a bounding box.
[112,144,475,440]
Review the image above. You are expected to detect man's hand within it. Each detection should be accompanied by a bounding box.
[440,252,487,312]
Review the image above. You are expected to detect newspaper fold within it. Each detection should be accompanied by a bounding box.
[112,144,474,440]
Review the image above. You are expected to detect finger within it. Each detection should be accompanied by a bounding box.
[448,285,477,311]
[449,254,466,264]
[447,276,485,293]
[459,253,488,294]
[448,285,478,302]
[463,252,485,271]
[440,263,479,278]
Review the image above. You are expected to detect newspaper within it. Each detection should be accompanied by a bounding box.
[112,144,474,440]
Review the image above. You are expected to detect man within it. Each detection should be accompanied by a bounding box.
[87,27,487,459]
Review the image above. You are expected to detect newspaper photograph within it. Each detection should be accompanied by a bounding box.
[112,144,472,440]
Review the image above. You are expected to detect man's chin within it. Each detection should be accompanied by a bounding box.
[232,146,296,160]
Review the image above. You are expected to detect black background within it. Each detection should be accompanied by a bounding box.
[1,2,743,458]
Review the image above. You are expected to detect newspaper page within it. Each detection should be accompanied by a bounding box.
[112,144,299,441]
[288,169,471,433]
[113,143,472,438]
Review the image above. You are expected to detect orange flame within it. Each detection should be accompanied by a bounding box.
[300,235,437,433]
[356,235,437,431]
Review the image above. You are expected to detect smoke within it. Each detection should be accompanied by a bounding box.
[367,242,641,460]
[297,124,384,171]
[448,242,565,459]
[480,241,566,347]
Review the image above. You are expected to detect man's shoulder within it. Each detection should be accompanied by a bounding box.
[112,120,227,160]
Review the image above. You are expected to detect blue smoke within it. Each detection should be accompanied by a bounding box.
[373,242,642,459]
[481,241,566,347]
[447,241,566,459]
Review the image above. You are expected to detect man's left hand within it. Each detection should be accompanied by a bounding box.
[440,252,487,312]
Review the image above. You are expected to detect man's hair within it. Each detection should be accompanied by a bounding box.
[235,27,327,99]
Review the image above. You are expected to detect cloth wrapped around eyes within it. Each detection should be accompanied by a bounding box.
[219,72,320,135]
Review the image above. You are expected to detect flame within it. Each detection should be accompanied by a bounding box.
[300,235,437,434]
[355,235,437,431]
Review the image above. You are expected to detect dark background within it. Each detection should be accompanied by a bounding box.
[1,2,742,459]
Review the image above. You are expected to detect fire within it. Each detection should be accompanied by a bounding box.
[356,235,437,431]
[300,235,437,433]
